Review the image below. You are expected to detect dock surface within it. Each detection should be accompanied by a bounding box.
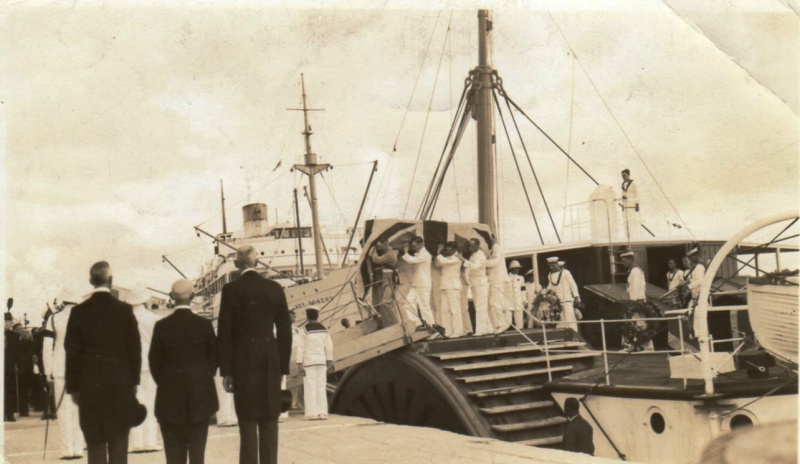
[4,413,622,464]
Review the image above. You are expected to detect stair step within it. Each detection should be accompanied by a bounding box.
[479,401,555,415]
[467,385,543,398]
[430,341,586,361]
[457,365,573,384]
[446,352,595,372]
[492,416,568,433]
[517,436,564,447]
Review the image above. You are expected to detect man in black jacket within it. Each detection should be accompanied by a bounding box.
[218,245,292,464]
[65,261,142,464]
[149,278,218,464]
[562,397,594,455]
[5,312,19,422]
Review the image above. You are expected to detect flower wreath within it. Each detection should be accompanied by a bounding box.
[532,289,562,324]
[620,300,662,351]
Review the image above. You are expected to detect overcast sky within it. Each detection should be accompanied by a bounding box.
[2,0,798,323]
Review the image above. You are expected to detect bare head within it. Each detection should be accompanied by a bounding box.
[89,261,112,288]
[443,241,457,257]
[621,168,631,181]
[235,245,257,270]
[668,259,677,270]
[375,239,388,253]
[411,236,424,253]
[170,279,195,306]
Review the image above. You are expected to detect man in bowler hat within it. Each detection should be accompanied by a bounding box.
[218,246,292,464]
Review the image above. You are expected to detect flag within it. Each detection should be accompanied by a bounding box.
[272,160,282,172]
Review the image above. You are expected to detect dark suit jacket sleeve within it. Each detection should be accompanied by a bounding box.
[148,322,163,385]
[218,284,234,377]
[562,421,579,453]
[274,286,292,375]
[64,308,82,394]
[126,306,142,386]
[205,320,218,377]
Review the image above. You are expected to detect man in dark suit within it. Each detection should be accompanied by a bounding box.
[218,245,292,464]
[562,397,594,455]
[5,312,19,422]
[65,261,142,464]
[149,278,218,464]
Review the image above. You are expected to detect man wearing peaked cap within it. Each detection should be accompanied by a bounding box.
[43,286,86,459]
[126,287,162,454]
[546,257,581,331]
[621,252,646,302]
[295,307,334,420]
[149,279,218,464]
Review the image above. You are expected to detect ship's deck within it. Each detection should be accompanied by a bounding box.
[546,352,797,400]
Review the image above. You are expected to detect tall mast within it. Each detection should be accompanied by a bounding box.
[220,179,228,234]
[290,74,328,278]
[475,10,497,235]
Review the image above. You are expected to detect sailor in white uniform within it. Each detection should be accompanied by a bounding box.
[685,248,706,302]
[295,308,334,420]
[507,260,526,329]
[622,252,647,301]
[460,239,492,335]
[545,257,580,332]
[212,295,237,427]
[666,259,684,292]
[402,236,435,327]
[434,241,465,337]
[42,287,86,460]
[620,169,640,238]
[524,270,542,328]
[127,287,162,453]
[486,242,512,333]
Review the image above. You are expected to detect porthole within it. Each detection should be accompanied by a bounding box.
[724,411,757,432]
[647,408,666,434]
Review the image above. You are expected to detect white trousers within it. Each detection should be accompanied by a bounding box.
[489,281,511,332]
[471,281,492,335]
[303,365,328,418]
[439,288,464,337]
[460,287,472,334]
[129,373,159,450]
[54,377,85,458]
[214,375,237,426]
[396,284,422,325]
[558,301,578,332]
[407,286,434,325]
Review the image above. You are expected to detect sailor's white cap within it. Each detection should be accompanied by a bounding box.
[687,247,699,256]
[621,251,635,258]
[126,286,151,306]
[557,261,565,266]
[56,286,83,306]
[546,257,559,264]
[509,260,522,269]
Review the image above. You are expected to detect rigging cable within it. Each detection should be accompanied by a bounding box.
[497,78,562,243]
[447,18,462,222]
[562,55,577,235]
[546,10,695,239]
[492,88,544,245]
[403,10,455,217]
[368,10,443,219]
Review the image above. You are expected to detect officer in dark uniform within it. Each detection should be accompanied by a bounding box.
[5,310,19,422]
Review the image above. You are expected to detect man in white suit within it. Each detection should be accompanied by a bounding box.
[43,287,86,460]
[127,287,162,453]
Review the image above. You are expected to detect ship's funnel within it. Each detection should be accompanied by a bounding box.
[589,185,618,241]
[242,203,269,238]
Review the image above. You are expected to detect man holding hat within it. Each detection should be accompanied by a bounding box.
[295,307,334,420]
[621,252,646,301]
[546,257,580,331]
[149,279,218,464]
[218,245,292,464]
[507,260,525,329]
[127,287,162,454]
[42,286,85,460]
[65,261,142,464]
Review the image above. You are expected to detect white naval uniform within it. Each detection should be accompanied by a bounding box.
[524,280,542,328]
[686,263,706,300]
[129,304,161,451]
[296,323,334,419]
[434,254,464,337]
[402,247,435,325]
[213,316,237,427]
[547,269,580,331]
[509,274,525,327]
[486,245,511,333]
[621,179,640,238]
[627,266,647,301]
[43,306,85,459]
[464,250,492,335]
[395,258,422,325]
[667,269,685,291]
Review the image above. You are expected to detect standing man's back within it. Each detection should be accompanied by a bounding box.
[218,246,292,464]
[65,261,142,464]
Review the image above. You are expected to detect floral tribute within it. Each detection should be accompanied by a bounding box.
[620,300,662,351]
[532,289,562,324]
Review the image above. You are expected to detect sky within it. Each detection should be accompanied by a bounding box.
[2,0,798,324]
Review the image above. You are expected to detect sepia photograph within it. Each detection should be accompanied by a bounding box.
[2,1,798,463]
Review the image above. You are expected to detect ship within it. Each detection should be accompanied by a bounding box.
[187,10,797,463]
